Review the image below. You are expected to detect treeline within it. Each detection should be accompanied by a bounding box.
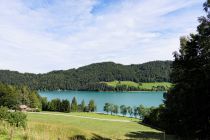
[0,83,42,110]
[41,97,96,113]
[0,82,97,113]
[0,61,172,91]
[103,103,155,119]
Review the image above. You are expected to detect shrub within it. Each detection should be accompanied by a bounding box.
[7,112,27,128]
[0,106,9,120]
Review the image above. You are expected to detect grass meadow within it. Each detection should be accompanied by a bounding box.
[104,81,172,90]
[0,111,173,140]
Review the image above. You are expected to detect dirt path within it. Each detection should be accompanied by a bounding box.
[28,112,132,123]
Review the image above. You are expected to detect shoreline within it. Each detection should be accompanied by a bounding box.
[39,90,167,93]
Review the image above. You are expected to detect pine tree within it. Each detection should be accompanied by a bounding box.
[81,100,86,112]
[161,1,210,138]
[71,97,78,112]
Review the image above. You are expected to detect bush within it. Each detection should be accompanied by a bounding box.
[0,106,27,129]
[0,106,9,120]
[142,105,165,129]
[7,112,27,128]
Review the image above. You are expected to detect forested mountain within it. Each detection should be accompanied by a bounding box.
[0,61,172,90]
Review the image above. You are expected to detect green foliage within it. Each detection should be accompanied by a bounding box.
[7,112,27,128]
[103,103,119,115]
[138,105,152,119]
[42,97,96,113]
[142,105,165,129]
[113,105,119,115]
[0,107,27,129]
[133,106,138,118]
[88,99,96,112]
[103,103,110,114]
[109,104,114,115]
[149,2,210,139]
[29,91,42,109]
[120,105,127,116]
[41,97,48,111]
[127,106,133,117]
[0,106,9,120]
[80,100,86,112]
[0,61,172,91]
[0,83,41,110]
[61,99,71,112]
[0,83,20,109]
[103,103,156,119]
[48,98,61,111]
[71,97,78,112]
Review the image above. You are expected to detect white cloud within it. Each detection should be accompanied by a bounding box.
[0,0,203,73]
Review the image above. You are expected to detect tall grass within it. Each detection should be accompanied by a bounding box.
[0,121,91,140]
[0,112,167,140]
[0,120,27,140]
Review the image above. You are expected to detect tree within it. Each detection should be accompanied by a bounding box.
[127,106,133,117]
[113,105,119,115]
[88,99,96,112]
[80,100,86,112]
[19,86,30,106]
[0,106,9,120]
[138,105,151,119]
[109,104,114,115]
[29,91,41,109]
[143,105,164,128]
[61,99,70,112]
[84,106,89,112]
[0,83,42,110]
[71,97,78,112]
[41,97,48,111]
[160,1,210,138]
[104,103,110,114]
[48,99,61,111]
[120,105,127,116]
[0,83,20,109]
[7,112,27,128]
[133,106,138,118]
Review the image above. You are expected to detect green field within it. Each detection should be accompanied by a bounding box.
[104,81,172,91]
[0,111,170,140]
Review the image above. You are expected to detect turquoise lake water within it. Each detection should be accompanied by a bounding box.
[39,91,164,112]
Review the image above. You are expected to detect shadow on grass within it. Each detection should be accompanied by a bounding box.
[125,131,164,140]
[68,135,87,140]
[91,133,111,140]
[125,131,178,140]
[68,133,111,140]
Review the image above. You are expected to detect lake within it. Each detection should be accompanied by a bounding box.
[39,91,164,112]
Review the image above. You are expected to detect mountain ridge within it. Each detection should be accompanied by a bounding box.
[0,60,172,91]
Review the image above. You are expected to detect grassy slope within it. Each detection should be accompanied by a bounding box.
[104,81,172,90]
[0,112,165,140]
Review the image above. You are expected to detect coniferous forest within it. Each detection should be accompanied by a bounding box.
[0,61,171,91]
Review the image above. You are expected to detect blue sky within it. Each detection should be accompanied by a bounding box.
[0,0,204,73]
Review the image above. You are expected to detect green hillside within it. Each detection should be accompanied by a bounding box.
[0,61,172,91]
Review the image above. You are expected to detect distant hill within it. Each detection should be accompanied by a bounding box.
[0,61,172,91]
